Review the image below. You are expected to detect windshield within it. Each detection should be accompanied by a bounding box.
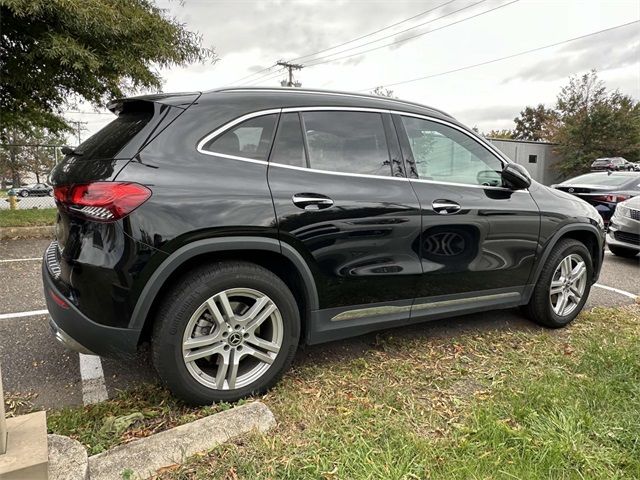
[561,173,637,187]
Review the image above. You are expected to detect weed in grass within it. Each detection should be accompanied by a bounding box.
[47,383,228,455]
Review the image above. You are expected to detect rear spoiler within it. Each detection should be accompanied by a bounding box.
[107,92,201,115]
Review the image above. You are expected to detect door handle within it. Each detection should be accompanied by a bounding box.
[292,193,334,210]
[432,199,461,215]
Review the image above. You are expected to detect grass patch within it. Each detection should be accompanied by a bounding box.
[45,306,640,477]
[0,207,57,227]
[47,383,237,455]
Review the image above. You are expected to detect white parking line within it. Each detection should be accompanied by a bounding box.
[0,257,41,263]
[79,353,108,405]
[594,283,638,300]
[0,309,48,320]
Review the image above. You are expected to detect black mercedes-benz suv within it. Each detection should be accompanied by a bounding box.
[44,88,605,405]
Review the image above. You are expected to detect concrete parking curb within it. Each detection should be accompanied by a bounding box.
[0,225,54,240]
[48,434,89,480]
[88,401,276,480]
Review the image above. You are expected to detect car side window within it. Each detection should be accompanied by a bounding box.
[269,113,306,168]
[301,111,391,177]
[401,116,504,187]
[201,114,277,161]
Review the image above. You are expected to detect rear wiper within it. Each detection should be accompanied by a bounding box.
[61,145,83,156]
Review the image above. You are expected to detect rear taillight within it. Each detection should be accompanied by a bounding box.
[54,182,151,222]
[591,194,631,203]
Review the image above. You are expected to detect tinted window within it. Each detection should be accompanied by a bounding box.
[270,113,306,167]
[401,116,503,186]
[202,114,277,161]
[561,173,638,187]
[301,111,391,176]
[75,112,152,159]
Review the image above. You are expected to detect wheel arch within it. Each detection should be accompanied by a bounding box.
[129,237,319,344]
[530,223,604,288]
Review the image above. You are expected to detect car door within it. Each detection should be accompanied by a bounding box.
[392,114,540,316]
[267,108,422,333]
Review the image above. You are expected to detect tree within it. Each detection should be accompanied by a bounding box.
[485,129,514,139]
[371,87,396,98]
[0,0,216,134]
[513,104,558,141]
[0,127,65,185]
[0,129,24,186]
[553,70,640,176]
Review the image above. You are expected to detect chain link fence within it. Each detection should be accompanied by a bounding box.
[1,144,60,212]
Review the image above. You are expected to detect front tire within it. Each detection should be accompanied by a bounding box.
[19,190,28,197]
[609,245,638,258]
[152,261,300,405]
[523,239,592,328]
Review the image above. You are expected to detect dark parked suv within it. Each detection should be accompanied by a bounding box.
[45,88,605,405]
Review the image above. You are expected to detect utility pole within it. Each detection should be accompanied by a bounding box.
[68,120,87,145]
[276,61,304,87]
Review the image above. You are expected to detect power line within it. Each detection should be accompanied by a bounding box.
[305,0,518,69]
[249,70,290,87]
[240,67,286,86]
[358,20,640,91]
[230,64,278,85]
[247,0,510,87]
[64,110,112,115]
[288,0,458,63]
[230,0,457,85]
[302,0,489,66]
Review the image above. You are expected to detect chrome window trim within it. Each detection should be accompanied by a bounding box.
[270,162,408,181]
[196,108,281,158]
[195,105,528,193]
[281,106,390,114]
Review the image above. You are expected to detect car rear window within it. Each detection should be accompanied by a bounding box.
[74,112,153,159]
[562,173,638,186]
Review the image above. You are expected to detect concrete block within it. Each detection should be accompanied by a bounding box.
[0,411,48,480]
[88,401,276,480]
[48,434,88,480]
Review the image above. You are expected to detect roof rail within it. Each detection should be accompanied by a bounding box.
[208,86,454,119]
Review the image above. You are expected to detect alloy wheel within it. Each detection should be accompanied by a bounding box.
[182,287,283,390]
[549,253,587,317]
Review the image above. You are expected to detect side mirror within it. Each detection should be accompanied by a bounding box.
[501,163,532,190]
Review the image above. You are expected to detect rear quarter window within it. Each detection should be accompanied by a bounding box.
[75,112,153,159]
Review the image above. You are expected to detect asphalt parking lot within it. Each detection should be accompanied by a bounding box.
[0,237,638,410]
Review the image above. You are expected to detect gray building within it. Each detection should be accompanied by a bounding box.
[488,138,562,186]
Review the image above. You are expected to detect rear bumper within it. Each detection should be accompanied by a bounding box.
[43,260,141,358]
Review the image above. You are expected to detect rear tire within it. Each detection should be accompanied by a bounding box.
[19,190,28,197]
[151,261,300,405]
[523,239,592,328]
[609,245,638,258]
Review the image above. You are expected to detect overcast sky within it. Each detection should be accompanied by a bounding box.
[68,0,640,142]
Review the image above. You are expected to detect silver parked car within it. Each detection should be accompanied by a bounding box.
[607,196,640,258]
